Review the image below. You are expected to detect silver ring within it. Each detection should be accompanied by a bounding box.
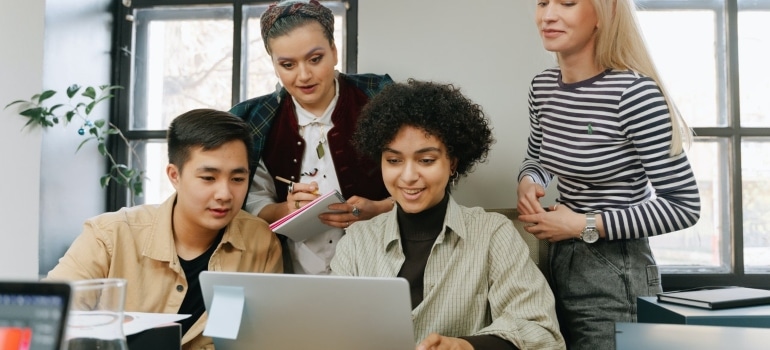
[287,182,294,194]
[351,206,360,217]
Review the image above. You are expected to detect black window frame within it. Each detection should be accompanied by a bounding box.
[637,0,770,290]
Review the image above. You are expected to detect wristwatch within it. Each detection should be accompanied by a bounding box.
[580,214,600,243]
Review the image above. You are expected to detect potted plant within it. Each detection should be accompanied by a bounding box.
[5,84,144,205]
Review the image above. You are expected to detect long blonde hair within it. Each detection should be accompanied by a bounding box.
[592,0,691,155]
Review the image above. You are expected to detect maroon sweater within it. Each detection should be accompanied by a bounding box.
[261,77,389,203]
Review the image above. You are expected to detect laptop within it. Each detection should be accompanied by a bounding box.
[0,281,71,350]
[199,271,415,350]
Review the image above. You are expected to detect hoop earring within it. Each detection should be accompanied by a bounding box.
[450,171,457,188]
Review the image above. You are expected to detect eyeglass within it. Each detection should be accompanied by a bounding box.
[301,167,319,177]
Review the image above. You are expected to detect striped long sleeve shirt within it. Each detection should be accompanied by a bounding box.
[518,68,701,240]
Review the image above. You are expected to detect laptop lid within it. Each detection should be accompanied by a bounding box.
[200,271,415,350]
[0,281,71,350]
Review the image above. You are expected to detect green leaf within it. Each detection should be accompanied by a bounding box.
[91,95,112,107]
[105,128,119,135]
[4,100,28,109]
[97,143,107,156]
[19,107,45,119]
[89,127,99,137]
[38,90,56,103]
[85,101,95,114]
[94,119,105,128]
[100,174,111,188]
[76,137,94,152]
[133,181,144,197]
[82,86,97,100]
[66,84,81,98]
[100,85,123,92]
[49,104,64,114]
[65,111,75,123]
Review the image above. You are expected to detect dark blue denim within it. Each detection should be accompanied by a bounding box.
[548,238,661,350]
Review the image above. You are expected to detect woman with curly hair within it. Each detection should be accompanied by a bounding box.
[330,79,565,350]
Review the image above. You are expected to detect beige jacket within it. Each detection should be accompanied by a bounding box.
[47,194,283,349]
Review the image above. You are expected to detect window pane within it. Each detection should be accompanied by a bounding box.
[132,6,234,131]
[130,140,173,206]
[742,138,770,271]
[738,10,770,127]
[650,139,730,272]
[637,10,722,127]
[241,2,345,100]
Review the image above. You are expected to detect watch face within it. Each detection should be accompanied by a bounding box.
[581,229,600,243]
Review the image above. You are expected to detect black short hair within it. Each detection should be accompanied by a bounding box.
[354,79,494,181]
[167,108,253,172]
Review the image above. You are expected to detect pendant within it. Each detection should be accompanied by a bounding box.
[316,141,325,159]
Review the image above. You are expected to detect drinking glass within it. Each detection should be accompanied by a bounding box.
[65,278,128,350]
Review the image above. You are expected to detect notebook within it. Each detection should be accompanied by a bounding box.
[0,281,71,350]
[199,271,415,350]
[269,189,346,242]
[657,286,770,310]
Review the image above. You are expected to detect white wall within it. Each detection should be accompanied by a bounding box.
[38,0,113,275]
[0,0,45,279]
[358,0,558,209]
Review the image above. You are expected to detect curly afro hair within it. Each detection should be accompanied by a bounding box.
[354,79,494,182]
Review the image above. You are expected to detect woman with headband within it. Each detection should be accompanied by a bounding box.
[230,0,393,275]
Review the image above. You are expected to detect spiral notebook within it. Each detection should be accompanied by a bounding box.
[269,189,346,242]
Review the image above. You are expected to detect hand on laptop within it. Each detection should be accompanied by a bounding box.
[416,333,473,350]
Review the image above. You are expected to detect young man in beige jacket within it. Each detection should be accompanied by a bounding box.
[47,109,282,349]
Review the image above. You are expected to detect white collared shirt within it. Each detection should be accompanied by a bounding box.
[246,79,342,274]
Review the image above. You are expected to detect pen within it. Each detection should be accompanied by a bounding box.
[275,176,319,195]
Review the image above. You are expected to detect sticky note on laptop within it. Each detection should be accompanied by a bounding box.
[203,285,244,339]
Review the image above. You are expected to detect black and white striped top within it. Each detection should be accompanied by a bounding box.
[518,68,700,240]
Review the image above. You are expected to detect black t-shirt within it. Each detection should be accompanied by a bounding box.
[177,229,224,336]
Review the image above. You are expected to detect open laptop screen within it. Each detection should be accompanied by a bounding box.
[0,281,71,350]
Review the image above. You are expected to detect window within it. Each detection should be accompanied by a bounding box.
[636,0,770,288]
[111,0,353,208]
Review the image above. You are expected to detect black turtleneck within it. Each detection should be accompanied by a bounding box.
[395,194,518,350]
[396,194,448,308]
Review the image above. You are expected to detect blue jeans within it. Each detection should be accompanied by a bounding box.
[549,238,662,350]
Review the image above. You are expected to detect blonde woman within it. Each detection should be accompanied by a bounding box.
[517,1,701,349]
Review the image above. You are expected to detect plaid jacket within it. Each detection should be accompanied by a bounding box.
[229,73,394,166]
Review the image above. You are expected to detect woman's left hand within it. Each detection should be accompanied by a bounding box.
[416,333,473,350]
[319,195,394,229]
[518,203,584,243]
